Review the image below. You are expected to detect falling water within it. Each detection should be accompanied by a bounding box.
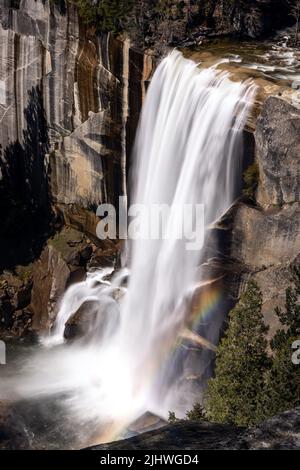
[0,51,256,446]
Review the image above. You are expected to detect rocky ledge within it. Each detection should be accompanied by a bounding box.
[89,408,300,450]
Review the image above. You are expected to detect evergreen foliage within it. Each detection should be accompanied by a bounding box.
[205,281,270,426]
[205,270,300,427]
[263,266,300,416]
[185,402,207,421]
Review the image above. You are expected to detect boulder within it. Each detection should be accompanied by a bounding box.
[11,307,33,337]
[30,244,71,332]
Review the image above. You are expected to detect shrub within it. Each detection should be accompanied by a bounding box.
[263,266,300,416]
[186,402,207,421]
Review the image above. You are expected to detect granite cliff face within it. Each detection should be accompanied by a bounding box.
[0,0,153,334]
[256,97,300,208]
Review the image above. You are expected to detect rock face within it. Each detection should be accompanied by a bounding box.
[63,296,120,342]
[89,407,300,450]
[227,96,300,336]
[125,0,294,49]
[205,0,293,40]
[0,0,153,268]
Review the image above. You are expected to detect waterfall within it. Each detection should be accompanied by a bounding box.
[0,51,256,444]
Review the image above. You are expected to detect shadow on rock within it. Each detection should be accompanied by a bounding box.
[0,85,54,271]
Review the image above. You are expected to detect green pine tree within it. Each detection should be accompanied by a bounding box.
[263,266,300,416]
[72,0,134,33]
[205,281,270,426]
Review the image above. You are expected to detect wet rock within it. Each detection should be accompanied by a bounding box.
[0,1,154,271]
[64,297,119,342]
[0,401,31,450]
[0,299,14,329]
[79,245,93,263]
[0,273,23,292]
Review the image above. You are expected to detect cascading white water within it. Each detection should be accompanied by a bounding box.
[0,51,256,444]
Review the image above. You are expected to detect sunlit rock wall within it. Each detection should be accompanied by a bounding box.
[229,96,300,337]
